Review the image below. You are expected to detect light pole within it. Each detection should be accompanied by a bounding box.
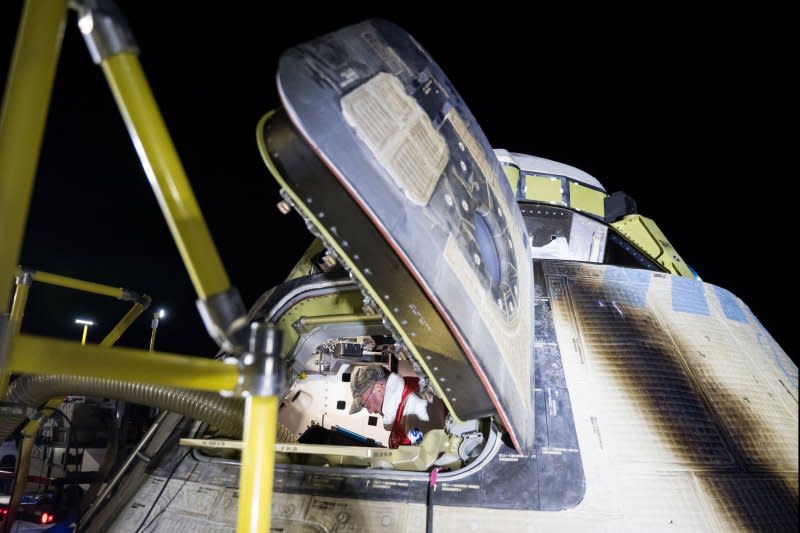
[149,308,166,352]
[74,318,94,345]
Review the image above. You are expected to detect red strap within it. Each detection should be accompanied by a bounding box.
[388,377,419,448]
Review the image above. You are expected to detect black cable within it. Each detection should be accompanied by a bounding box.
[44,407,73,427]
[140,460,198,532]
[134,449,191,533]
[426,468,439,533]
[426,482,435,532]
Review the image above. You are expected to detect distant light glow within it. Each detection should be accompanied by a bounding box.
[158,308,167,319]
[77,13,94,34]
[75,318,94,326]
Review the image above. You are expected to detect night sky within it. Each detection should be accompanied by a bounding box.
[1,3,795,364]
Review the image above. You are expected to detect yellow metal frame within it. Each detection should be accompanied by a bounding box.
[0,2,276,531]
[7,335,238,391]
[0,0,68,311]
[3,268,149,532]
[32,270,127,299]
[611,214,694,278]
[100,53,230,300]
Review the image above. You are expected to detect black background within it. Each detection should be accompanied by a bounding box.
[1,3,794,364]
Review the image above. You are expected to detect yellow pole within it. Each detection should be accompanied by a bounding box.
[81,324,89,345]
[0,0,68,311]
[9,276,31,335]
[149,310,163,352]
[149,324,157,352]
[8,334,238,393]
[99,53,230,300]
[2,427,37,533]
[4,301,148,530]
[33,270,125,299]
[237,395,278,532]
[99,301,148,347]
[2,276,32,397]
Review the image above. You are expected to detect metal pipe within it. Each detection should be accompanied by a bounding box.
[99,52,230,300]
[237,395,278,533]
[1,291,151,530]
[32,270,125,299]
[148,327,157,352]
[9,276,31,336]
[2,427,36,533]
[0,0,68,311]
[149,317,158,352]
[79,410,169,529]
[0,374,244,443]
[99,300,149,348]
[7,334,238,393]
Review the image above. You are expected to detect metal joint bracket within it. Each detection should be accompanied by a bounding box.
[71,0,139,64]
[196,287,249,354]
[121,289,150,307]
[15,269,34,286]
[227,323,284,398]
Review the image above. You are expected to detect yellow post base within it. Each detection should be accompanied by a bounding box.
[237,395,278,533]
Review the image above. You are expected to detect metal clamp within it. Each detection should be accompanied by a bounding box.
[71,0,139,64]
[121,288,151,307]
[15,269,34,286]
[196,287,250,354]
[227,323,284,398]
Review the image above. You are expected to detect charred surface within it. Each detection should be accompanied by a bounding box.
[554,265,797,531]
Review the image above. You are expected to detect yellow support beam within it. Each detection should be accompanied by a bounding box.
[237,395,278,533]
[9,278,31,336]
[99,53,230,300]
[7,334,238,393]
[0,0,68,311]
[33,270,125,299]
[4,299,147,530]
[2,425,37,533]
[100,301,148,347]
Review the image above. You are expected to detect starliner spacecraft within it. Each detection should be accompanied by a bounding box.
[0,4,796,533]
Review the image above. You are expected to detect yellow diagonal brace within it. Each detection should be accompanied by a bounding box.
[99,53,230,300]
[100,301,148,347]
[8,334,238,393]
[33,270,125,299]
[0,0,68,311]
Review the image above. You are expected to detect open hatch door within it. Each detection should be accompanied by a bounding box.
[258,20,534,452]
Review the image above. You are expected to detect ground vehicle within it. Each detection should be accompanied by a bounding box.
[1,3,796,532]
[0,441,16,471]
[1,493,58,529]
